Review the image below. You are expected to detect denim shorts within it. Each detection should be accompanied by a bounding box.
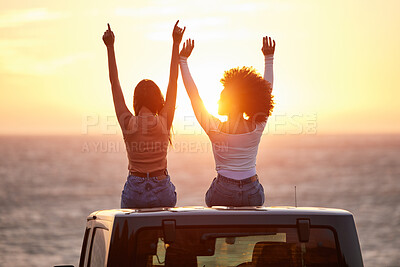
[205,174,265,207]
[121,174,177,209]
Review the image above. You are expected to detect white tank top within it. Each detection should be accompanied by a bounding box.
[208,121,266,179]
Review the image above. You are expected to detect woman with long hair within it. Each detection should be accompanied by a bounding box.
[102,21,185,208]
[179,36,275,206]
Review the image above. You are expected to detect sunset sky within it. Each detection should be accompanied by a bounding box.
[0,0,399,135]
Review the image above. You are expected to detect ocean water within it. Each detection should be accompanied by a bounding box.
[0,134,399,266]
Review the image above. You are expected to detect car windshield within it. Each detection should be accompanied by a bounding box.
[135,226,339,267]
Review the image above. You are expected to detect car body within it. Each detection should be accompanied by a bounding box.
[57,206,364,267]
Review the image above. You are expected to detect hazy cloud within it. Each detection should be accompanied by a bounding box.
[114,6,181,17]
[0,8,66,28]
[0,50,93,75]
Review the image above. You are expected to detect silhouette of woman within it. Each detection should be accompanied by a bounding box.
[179,36,275,207]
[102,21,185,208]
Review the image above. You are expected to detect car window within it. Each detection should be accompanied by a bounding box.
[79,228,91,267]
[135,226,339,267]
[88,228,110,267]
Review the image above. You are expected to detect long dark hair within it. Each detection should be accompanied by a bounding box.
[133,79,165,116]
[133,79,172,144]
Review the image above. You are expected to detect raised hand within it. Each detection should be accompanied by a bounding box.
[103,23,115,47]
[180,39,194,58]
[262,36,275,56]
[172,20,186,44]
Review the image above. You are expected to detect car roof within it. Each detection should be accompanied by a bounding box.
[88,206,353,221]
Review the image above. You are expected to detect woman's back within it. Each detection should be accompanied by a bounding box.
[123,114,169,173]
[208,121,266,179]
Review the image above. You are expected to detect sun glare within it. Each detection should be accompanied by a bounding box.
[184,62,225,119]
[199,84,221,118]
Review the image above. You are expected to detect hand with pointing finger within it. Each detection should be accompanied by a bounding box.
[172,20,186,44]
[103,23,115,48]
[262,36,275,56]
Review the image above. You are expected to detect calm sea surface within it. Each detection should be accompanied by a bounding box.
[0,134,399,266]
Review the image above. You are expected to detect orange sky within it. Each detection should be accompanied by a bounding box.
[0,0,399,135]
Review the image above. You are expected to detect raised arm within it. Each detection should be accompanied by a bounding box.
[179,39,220,134]
[262,36,275,90]
[103,24,132,130]
[160,20,185,130]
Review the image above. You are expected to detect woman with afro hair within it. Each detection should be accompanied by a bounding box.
[179,36,275,207]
